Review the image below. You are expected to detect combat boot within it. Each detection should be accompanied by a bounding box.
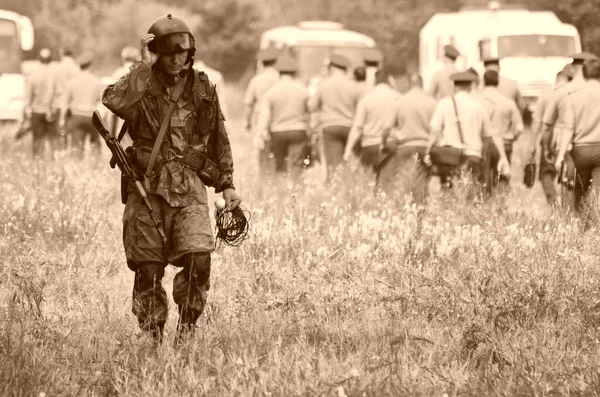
[174,306,200,346]
[139,319,165,346]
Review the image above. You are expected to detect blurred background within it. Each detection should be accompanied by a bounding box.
[1,0,599,84]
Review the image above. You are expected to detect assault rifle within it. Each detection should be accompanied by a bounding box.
[92,111,167,255]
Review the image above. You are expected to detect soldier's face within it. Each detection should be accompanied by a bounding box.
[158,51,188,76]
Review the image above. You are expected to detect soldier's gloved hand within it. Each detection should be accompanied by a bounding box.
[141,34,159,66]
[223,188,241,210]
[423,152,433,167]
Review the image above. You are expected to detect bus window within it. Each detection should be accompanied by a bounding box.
[497,35,576,58]
[0,18,20,74]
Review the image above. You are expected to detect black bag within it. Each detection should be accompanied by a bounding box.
[523,163,536,188]
[559,153,576,189]
[430,96,464,167]
[430,146,463,166]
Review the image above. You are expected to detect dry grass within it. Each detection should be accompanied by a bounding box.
[2,110,600,397]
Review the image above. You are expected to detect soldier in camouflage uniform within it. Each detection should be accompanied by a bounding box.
[102,14,241,345]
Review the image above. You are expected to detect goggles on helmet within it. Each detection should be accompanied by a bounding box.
[152,32,193,54]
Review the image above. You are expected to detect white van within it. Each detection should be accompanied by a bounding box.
[0,9,34,122]
[259,21,377,95]
[419,2,581,110]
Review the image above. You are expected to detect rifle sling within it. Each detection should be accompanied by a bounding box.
[116,119,129,142]
[144,77,187,185]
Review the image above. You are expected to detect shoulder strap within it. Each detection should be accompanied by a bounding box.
[451,96,465,145]
[144,77,187,181]
[116,119,129,142]
[484,97,496,121]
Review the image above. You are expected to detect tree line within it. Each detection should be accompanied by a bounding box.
[1,0,598,81]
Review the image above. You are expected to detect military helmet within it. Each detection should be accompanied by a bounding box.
[147,14,195,55]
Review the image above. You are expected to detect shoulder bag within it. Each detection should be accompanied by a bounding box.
[430,96,464,166]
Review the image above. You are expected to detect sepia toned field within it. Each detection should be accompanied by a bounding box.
[2,103,600,396]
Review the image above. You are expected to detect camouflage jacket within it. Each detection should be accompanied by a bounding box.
[102,62,234,207]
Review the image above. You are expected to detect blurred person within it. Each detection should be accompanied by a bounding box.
[467,67,483,101]
[379,73,437,203]
[112,46,141,82]
[427,45,460,100]
[362,48,383,89]
[483,57,525,113]
[107,46,141,141]
[195,58,229,120]
[555,58,600,219]
[480,70,524,195]
[344,69,399,177]
[527,68,571,202]
[424,72,510,193]
[256,54,310,180]
[308,54,363,182]
[543,52,598,204]
[24,48,58,157]
[353,66,368,97]
[353,66,366,83]
[102,14,241,346]
[53,48,80,150]
[243,47,280,177]
[59,52,104,158]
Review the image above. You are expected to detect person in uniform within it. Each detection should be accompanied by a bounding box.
[379,73,437,203]
[107,46,141,141]
[24,48,58,158]
[427,45,460,100]
[195,58,229,120]
[59,52,104,158]
[256,54,310,180]
[362,48,383,89]
[53,48,80,150]
[468,67,484,102]
[102,14,241,345]
[344,69,399,175]
[528,68,571,203]
[555,58,600,218]
[243,47,280,176]
[483,57,525,113]
[480,70,524,194]
[424,72,510,193]
[543,52,598,204]
[353,66,368,97]
[308,54,362,181]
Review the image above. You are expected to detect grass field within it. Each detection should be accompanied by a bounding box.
[2,107,600,397]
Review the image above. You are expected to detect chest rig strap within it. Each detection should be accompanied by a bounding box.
[144,76,187,190]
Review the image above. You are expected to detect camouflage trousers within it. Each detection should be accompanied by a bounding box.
[122,193,214,333]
